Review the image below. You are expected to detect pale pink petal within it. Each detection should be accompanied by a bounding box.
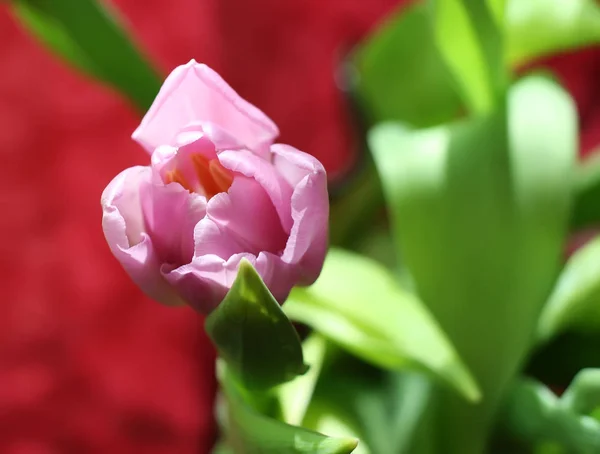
[218,149,294,233]
[139,171,206,266]
[255,252,297,303]
[272,144,329,284]
[193,217,248,259]
[164,253,255,313]
[101,166,183,306]
[132,60,279,154]
[206,176,288,256]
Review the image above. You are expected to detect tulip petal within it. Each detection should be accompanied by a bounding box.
[139,171,206,266]
[272,144,329,284]
[194,217,248,259]
[132,60,279,154]
[218,149,294,233]
[206,176,288,256]
[165,252,256,313]
[255,252,297,303]
[101,166,183,305]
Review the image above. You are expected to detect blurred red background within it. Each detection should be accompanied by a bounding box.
[0,0,599,453]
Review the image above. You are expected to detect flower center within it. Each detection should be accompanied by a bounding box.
[165,153,233,199]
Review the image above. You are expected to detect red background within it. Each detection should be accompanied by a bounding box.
[0,0,598,452]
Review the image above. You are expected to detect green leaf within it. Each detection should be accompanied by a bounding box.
[11,0,162,111]
[429,0,505,113]
[302,351,435,454]
[560,369,600,415]
[206,260,307,390]
[351,2,461,127]
[217,362,358,454]
[277,335,328,426]
[369,75,576,452]
[500,377,600,453]
[571,151,600,231]
[538,235,600,341]
[507,0,600,66]
[284,248,480,402]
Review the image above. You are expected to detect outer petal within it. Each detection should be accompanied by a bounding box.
[272,144,329,285]
[132,60,279,154]
[101,166,183,306]
[255,252,297,303]
[164,253,255,313]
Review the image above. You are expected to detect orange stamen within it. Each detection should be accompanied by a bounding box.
[191,154,224,199]
[209,159,234,193]
[165,169,192,191]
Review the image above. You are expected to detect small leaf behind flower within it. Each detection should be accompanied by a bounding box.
[284,248,480,402]
[206,260,307,390]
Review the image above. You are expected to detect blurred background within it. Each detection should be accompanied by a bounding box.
[1,0,599,452]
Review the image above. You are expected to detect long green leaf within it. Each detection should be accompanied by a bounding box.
[428,0,505,113]
[12,0,162,111]
[206,260,307,390]
[284,248,480,402]
[352,2,461,127]
[369,75,576,452]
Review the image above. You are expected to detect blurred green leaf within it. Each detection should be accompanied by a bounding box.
[560,369,600,415]
[352,2,461,127]
[538,235,600,341]
[302,352,434,454]
[507,0,600,66]
[11,0,162,111]
[501,376,600,453]
[571,151,600,231]
[206,260,307,390]
[429,0,505,113]
[353,0,599,127]
[277,335,328,426]
[284,248,480,403]
[369,75,576,452]
[217,362,358,454]
[486,0,506,26]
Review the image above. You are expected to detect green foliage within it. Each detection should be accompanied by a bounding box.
[216,362,358,454]
[538,235,600,341]
[507,0,600,66]
[369,75,576,452]
[285,248,480,402]
[501,372,600,453]
[352,2,461,127]
[428,0,505,114]
[353,0,600,126]
[11,0,161,111]
[277,335,329,426]
[206,260,307,390]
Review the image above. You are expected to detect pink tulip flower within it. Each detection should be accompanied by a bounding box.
[101,61,328,313]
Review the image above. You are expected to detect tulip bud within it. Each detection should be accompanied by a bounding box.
[101,61,329,312]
